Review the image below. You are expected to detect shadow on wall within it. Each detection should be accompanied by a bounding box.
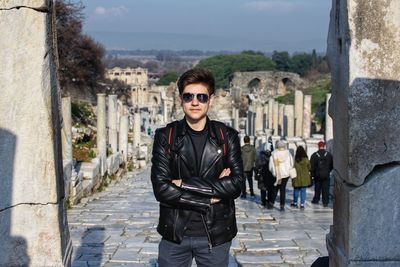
[0,129,30,265]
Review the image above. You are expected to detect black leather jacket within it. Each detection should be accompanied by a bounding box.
[151,118,244,247]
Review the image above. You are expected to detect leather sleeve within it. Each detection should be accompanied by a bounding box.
[150,128,211,213]
[180,127,245,199]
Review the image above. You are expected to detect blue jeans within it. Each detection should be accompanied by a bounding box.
[293,187,306,205]
[158,236,231,267]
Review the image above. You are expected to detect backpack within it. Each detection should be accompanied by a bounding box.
[165,120,229,161]
[315,151,330,180]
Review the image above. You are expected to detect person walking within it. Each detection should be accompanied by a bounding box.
[150,68,244,267]
[241,135,256,198]
[255,150,277,209]
[269,140,294,211]
[291,146,312,209]
[310,141,333,207]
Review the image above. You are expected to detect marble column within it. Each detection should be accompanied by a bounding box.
[232,107,239,131]
[0,1,72,265]
[108,95,118,154]
[268,99,274,129]
[325,93,333,142]
[133,113,141,149]
[255,105,264,133]
[61,97,73,165]
[278,104,285,136]
[272,101,279,136]
[284,105,294,137]
[97,94,107,175]
[327,1,400,266]
[263,104,269,131]
[61,97,73,199]
[294,90,304,137]
[302,95,312,139]
[119,115,129,162]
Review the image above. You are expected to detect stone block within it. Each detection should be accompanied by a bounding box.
[79,161,100,180]
[328,0,400,186]
[107,152,122,175]
[327,164,400,265]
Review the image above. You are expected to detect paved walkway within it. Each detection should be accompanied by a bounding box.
[68,169,332,267]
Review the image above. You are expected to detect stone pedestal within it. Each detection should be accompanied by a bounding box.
[0,1,71,265]
[108,95,118,154]
[294,90,303,137]
[97,94,107,175]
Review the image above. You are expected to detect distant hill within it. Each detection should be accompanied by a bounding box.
[86,31,326,53]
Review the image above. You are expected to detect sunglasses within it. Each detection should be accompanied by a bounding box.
[181,92,209,103]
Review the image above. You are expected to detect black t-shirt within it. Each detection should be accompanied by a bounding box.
[185,121,208,236]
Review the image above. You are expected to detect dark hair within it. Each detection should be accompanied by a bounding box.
[295,146,308,162]
[244,135,250,143]
[177,68,215,95]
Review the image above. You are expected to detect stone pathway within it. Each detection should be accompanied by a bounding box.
[68,169,332,267]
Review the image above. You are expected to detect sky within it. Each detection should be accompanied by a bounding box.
[77,0,332,53]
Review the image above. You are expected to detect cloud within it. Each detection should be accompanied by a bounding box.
[244,0,304,12]
[94,6,129,16]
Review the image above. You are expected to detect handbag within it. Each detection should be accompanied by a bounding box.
[289,167,297,179]
[289,154,297,179]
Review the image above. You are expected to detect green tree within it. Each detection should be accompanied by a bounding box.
[196,51,276,89]
[271,51,291,71]
[56,0,105,90]
[156,71,179,85]
[290,53,313,76]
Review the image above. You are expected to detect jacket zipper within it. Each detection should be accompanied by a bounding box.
[201,214,212,251]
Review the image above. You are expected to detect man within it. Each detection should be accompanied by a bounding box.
[151,68,244,267]
[241,135,256,198]
[310,141,333,207]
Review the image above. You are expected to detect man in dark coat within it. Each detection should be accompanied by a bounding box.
[241,135,256,198]
[151,68,244,267]
[310,141,333,207]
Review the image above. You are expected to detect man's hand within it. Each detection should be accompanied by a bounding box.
[212,168,232,204]
[172,179,182,187]
[219,168,231,178]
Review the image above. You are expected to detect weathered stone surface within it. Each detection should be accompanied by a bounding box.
[327,0,400,186]
[0,1,71,265]
[327,164,400,265]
